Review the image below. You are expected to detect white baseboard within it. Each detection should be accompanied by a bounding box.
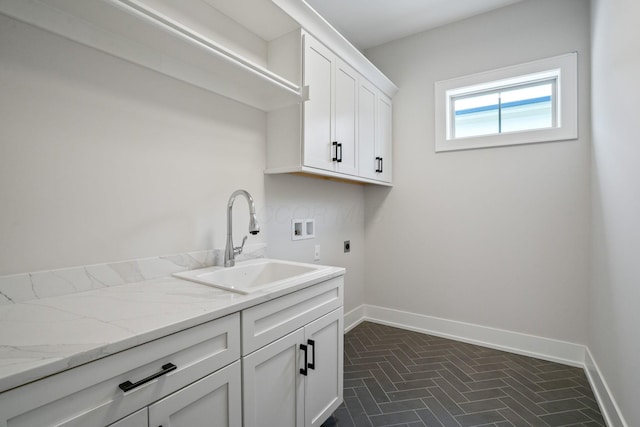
[343,304,365,332]
[584,348,628,427]
[360,304,586,366]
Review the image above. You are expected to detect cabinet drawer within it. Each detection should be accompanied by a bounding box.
[0,313,240,427]
[242,277,343,355]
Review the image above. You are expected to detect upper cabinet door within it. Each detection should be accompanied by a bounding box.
[333,59,358,176]
[358,80,392,182]
[358,79,378,180]
[377,94,393,182]
[303,35,334,171]
[303,35,358,176]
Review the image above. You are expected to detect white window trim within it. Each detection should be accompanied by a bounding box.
[435,53,578,152]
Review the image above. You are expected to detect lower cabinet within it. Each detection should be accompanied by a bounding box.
[0,314,241,427]
[108,362,241,427]
[148,361,241,427]
[107,409,147,427]
[242,308,343,427]
[0,278,344,427]
[304,308,344,427]
[243,327,305,427]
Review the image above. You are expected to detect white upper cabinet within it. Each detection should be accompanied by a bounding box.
[358,79,393,183]
[266,30,397,185]
[303,35,358,176]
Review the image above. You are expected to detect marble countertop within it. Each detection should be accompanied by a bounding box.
[0,266,344,394]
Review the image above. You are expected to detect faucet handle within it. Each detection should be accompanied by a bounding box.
[234,235,248,256]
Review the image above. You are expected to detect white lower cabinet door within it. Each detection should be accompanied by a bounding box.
[108,409,148,427]
[242,328,305,427]
[304,308,344,427]
[148,361,241,427]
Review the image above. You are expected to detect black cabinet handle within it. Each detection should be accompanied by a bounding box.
[332,142,343,163]
[375,157,382,173]
[300,344,308,376]
[379,157,383,173]
[307,339,316,370]
[118,363,177,392]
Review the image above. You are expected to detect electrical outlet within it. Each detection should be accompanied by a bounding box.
[314,245,320,261]
[344,240,351,253]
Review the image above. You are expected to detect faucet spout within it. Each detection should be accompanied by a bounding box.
[224,189,260,267]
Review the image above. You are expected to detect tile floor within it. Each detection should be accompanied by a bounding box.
[322,322,605,427]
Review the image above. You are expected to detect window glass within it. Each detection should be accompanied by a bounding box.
[452,80,554,139]
[453,93,499,138]
[501,82,553,133]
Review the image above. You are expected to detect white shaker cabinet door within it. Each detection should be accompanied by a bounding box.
[358,80,392,183]
[243,328,306,427]
[148,361,241,427]
[108,409,148,427]
[377,93,393,183]
[333,58,358,176]
[358,79,378,180]
[304,308,344,427]
[303,34,334,171]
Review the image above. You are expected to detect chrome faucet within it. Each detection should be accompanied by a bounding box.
[224,189,260,267]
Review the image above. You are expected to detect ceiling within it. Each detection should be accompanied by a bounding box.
[304,0,524,50]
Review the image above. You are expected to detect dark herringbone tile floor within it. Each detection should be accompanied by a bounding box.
[323,322,605,427]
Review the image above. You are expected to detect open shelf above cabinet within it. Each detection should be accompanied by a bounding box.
[0,0,303,111]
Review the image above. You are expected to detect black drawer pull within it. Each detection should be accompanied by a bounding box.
[119,363,177,392]
[300,344,308,376]
[332,141,338,162]
[337,143,343,163]
[307,339,316,370]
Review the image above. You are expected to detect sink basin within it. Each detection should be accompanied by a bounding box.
[173,259,327,294]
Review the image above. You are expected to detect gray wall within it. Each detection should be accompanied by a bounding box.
[590,0,640,424]
[265,174,365,312]
[0,14,267,274]
[364,0,592,344]
[0,14,364,312]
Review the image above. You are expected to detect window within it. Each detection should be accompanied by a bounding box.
[453,79,555,138]
[435,53,577,152]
